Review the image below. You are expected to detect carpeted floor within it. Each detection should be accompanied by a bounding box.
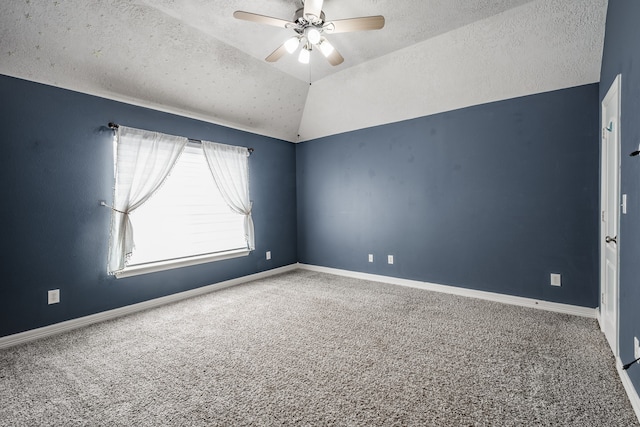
[0,270,637,426]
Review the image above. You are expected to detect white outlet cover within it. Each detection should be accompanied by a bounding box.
[550,273,561,287]
[388,255,394,265]
[48,289,60,305]
[368,254,374,262]
[635,337,640,360]
[266,251,271,260]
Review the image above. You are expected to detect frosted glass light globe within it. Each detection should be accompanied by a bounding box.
[284,37,299,54]
[306,27,321,45]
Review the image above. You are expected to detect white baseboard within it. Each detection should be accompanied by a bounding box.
[298,264,598,318]
[0,262,599,349]
[0,264,299,350]
[617,358,640,422]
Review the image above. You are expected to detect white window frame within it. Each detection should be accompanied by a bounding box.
[114,248,250,278]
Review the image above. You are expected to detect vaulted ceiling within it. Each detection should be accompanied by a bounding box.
[0,0,608,142]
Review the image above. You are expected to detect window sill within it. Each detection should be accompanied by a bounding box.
[115,249,251,279]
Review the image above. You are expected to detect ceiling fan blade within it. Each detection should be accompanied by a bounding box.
[265,43,288,63]
[325,46,344,66]
[325,16,385,34]
[303,0,324,20]
[233,11,292,28]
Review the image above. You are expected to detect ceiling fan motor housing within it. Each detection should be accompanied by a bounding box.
[294,7,325,28]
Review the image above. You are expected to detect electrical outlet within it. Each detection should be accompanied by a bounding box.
[550,273,561,287]
[634,337,640,361]
[368,254,374,263]
[266,251,271,260]
[48,289,60,305]
[388,255,394,265]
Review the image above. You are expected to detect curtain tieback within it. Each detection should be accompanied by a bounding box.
[100,202,128,215]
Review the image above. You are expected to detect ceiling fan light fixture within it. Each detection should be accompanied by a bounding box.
[234,2,384,68]
[284,37,300,54]
[298,46,311,64]
[319,39,334,57]
[306,27,321,45]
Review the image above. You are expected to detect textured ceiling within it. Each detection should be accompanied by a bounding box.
[0,0,608,142]
[300,0,609,140]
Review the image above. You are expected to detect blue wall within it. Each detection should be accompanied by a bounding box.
[297,84,600,307]
[0,75,297,338]
[600,0,640,396]
[0,70,603,338]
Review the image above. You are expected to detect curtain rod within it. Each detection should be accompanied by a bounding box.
[108,122,254,154]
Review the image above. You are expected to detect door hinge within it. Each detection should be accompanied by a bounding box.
[602,292,605,305]
[603,127,606,139]
[602,210,605,222]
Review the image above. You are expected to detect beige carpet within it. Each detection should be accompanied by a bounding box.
[0,270,637,426]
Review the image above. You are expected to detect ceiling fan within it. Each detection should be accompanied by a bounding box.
[233,0,385,66]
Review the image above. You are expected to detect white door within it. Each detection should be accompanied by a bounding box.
[600,74,621,356]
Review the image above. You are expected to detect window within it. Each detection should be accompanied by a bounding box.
[128,143,246,265]
[107,126,253,278]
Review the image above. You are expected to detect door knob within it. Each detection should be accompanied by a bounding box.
[606,235,617,244]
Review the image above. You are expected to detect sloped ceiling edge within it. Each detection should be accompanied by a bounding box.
[297,0,608,142]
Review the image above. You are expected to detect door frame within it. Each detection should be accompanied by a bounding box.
[600,73,622,357]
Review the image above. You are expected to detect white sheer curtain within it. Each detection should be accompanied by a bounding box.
[107,126,187,274]
[202,141,254,250]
